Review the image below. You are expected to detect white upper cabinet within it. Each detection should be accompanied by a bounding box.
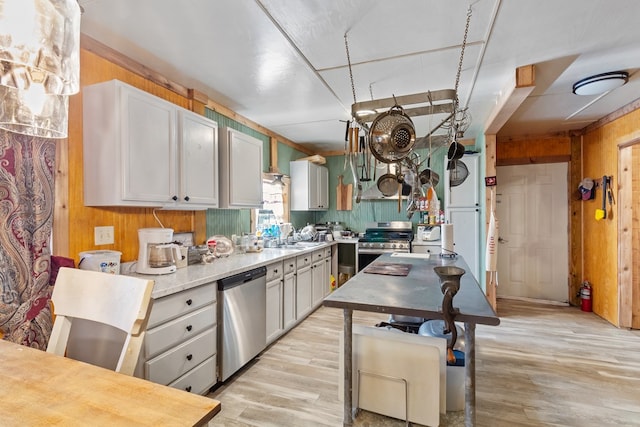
[290,160,329,211]
[177,111,219,207]
[83,80,175,207]
[218,127,264,209]
[82,80,219,209]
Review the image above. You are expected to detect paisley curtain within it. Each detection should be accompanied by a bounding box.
[0,130,55,350]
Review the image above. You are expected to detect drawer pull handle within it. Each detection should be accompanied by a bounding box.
[185,386,192,392]
[186,354,193,361]
[186,299,193,306]
[186,325,193,332]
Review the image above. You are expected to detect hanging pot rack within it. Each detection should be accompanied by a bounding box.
[351,89,456,124]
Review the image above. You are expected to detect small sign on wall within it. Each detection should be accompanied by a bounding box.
[485,176,497,186]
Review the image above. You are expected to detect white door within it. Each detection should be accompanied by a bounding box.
[496,163,569,302]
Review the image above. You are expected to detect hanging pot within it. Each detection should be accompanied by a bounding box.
[369,104,416,164]
[447,140,465,169]
[377,163,398,197]
[419,168,440,187]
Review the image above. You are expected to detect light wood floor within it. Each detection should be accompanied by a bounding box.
[207,299,640,426]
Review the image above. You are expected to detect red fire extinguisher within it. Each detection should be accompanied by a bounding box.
[580,281,592,312]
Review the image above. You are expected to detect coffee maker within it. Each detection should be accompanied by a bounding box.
[136,228,180,275]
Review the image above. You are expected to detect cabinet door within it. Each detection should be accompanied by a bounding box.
[120,84,177,203]
[311,260,325,307]
[316,165,329,209]
[177,110,218,207]
[283,272,296,329]
[296,266,312,319]
[445,154,479,208]
[266,278,283,344]
[219,128,263,208]
[323,255,332,297]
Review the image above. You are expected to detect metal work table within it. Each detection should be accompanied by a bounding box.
[323,253,499,427]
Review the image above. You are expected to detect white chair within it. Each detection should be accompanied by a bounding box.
[47,267,154,376]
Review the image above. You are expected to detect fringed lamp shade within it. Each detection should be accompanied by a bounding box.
[0,0,80,138]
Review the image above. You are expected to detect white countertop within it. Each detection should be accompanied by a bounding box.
[121,242,336,299]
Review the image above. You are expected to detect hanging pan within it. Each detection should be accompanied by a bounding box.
[377,163,398,197]
[447,139,465,169]
[449,159,469,187]
[369,104,416,164]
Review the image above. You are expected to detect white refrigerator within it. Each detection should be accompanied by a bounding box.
[444,153,480,281]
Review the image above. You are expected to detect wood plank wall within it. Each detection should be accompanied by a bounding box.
[57,48,206,264]
[581,108,640,326]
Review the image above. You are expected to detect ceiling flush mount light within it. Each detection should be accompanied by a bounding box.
[0,0,81,138]
[572,71,629,96]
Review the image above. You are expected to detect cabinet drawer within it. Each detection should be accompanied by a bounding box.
[312,249,324,262]
[148,283,216,328]
[323,247,332,258]
[145,304,216,359]
[296,253,312,269]
[266,261,283,282]
[412,244,442,255]
[168,356,217,395]
[145,327,216,385]
[283,258,296,275]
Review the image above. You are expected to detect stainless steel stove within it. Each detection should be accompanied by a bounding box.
[357,221,413,271]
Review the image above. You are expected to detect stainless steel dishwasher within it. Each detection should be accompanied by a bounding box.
[218,266,267,381]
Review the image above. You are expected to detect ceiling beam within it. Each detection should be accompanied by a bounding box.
[484,64,536,135]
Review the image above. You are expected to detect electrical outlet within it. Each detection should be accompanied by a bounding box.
[95,226,115,245]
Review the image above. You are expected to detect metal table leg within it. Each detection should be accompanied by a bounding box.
[344,308,353,426]
[464,322,476,427]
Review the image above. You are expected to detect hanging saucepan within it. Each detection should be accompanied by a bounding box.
[447,139,465,170]
[419,156,440,188]
[369,104,416,164]
[377,163,398,197]
[419,168,440,187]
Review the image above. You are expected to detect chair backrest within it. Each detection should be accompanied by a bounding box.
[46,267,154,375]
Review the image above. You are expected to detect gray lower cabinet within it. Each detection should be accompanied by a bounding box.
[136,282,218,394]
[283,258,296,329]
[266,261,284,344]
[296,253,313,319]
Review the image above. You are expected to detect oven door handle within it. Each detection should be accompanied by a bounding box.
[357,248,409,254]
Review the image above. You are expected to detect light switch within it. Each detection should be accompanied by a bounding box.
[95,226,115,245]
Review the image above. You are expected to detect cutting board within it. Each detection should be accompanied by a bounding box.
[337,175,344,210]
[337,175,353,211]
[363,262,412,276]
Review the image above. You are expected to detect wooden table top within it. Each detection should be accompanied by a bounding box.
[0,340,221,426]
[324,254,500,326]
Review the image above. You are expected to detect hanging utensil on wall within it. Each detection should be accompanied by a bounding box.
[347,122,362,204]
[595,175,607,220]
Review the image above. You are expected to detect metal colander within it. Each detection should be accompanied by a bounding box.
[449,159,469,187]
[369,105,416,163]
